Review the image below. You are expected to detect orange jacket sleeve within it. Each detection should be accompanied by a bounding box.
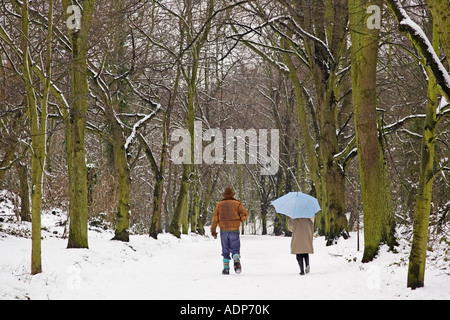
[238,203,248,222]
[211,204,220,233]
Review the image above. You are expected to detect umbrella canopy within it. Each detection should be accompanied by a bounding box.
[271,192,321,219]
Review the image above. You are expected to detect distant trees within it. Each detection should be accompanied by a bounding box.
[167,0,216,238]
[231,0,353,243]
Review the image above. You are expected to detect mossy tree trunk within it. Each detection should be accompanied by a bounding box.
[62,0,95,249]
[148,64,180,239]
[20,0,53,274]
[311,1,349,245]
[108,0,132,242]
[407,22,439,290]
[384,0,448,289]
[189,179,201,234]
[170,164,190,238]
[278,2,349,245]
[349,0,396,262]
[18,162,31,222]
[197,170,217,235]
[109,111,131,242]
[170,0,214,238]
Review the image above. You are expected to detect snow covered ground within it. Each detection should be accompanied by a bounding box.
[0,198,449,300]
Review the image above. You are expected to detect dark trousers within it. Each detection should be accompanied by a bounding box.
[296,253,309,274]
[220,231,240,259]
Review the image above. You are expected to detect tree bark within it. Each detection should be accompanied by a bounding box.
[407,22,439,290]
[21,0,53,274]
[18,162,31,222]
[349,0,396,262]
[110,120,131,242]
[62,0,96,249]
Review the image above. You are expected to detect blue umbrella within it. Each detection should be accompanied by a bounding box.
[271,192,321,219]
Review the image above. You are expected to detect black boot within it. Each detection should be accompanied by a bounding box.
[299,263,305,275]
[296,254,305,275]
[304,254,310,274]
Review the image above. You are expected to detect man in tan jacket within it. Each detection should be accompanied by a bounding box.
[211,187,248,275]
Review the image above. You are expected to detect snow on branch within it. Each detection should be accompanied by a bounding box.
[382,113,426,134]
[385,0,450,100]
[267,16,335,65]
[438,97,449,116]
[124,105,162,150]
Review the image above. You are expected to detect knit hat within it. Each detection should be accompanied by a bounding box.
[222,187,236,198]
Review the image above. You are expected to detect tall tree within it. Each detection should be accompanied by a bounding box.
[265,0,351,244]
[62,0,96,249]
[349,0,396,262]
[19,0,54,274]
[169,0,215,237]
[385,0,450,288]
[406,17,440,290]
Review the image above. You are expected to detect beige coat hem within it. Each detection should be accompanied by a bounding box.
[288,218,314,254]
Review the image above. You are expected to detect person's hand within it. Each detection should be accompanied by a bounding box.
[211,231,217,239]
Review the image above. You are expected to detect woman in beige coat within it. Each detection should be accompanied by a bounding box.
[288,217,314,275]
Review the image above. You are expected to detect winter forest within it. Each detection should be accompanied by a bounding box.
[0,0,449,300]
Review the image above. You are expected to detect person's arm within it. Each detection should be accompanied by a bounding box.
[238,203,248,222]
[211,204,219,238]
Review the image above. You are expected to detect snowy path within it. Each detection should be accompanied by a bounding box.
[1,229,449,300]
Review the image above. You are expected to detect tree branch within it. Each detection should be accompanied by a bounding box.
[385,0,450,100]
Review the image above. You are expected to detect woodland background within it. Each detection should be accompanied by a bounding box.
[0,0,449,289]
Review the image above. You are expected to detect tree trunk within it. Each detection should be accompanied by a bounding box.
[21,0,53,274]
[170,164,190,238]
[238,164,245,235]
[189,173,202,234]
[148,63,179,239]
[18,163,31,222]
[63,0,95,249]
[349,0,395,262]
[197,171,217,235]
[313,62,348,245]
[281,13,349,244]
[111,127,131,242]
[261,202,268,235]
[407,80,437,289]
[407,22,439,290]
[378,119,397,249]
[170,54,196,237]
[169,0,214,238]
[150,175,164,238]
[170,62,196,237]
